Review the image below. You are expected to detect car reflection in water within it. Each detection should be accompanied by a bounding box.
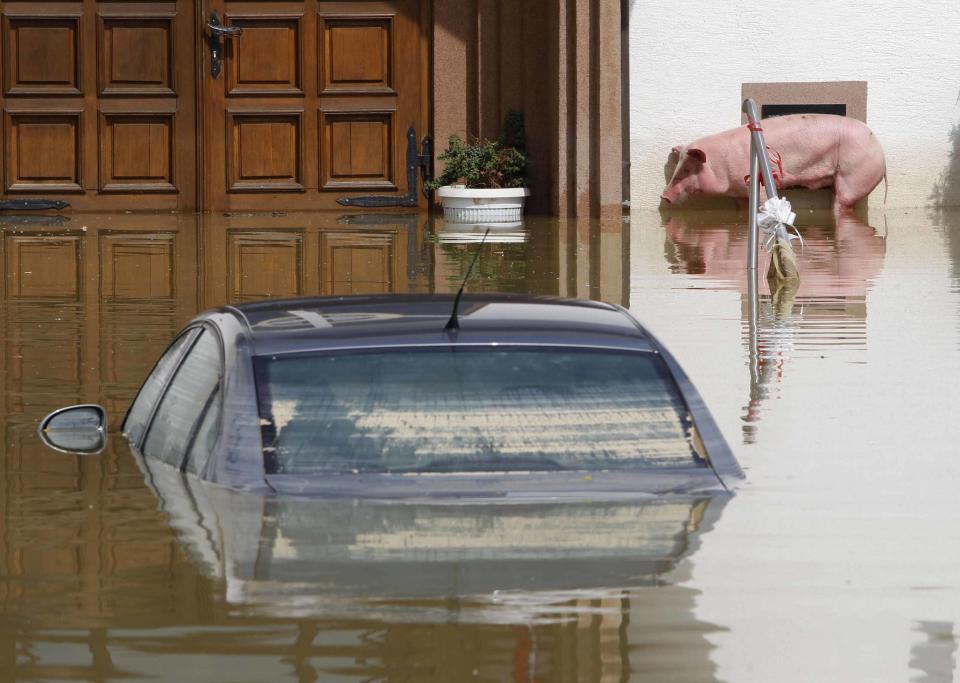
[139,448,729,625]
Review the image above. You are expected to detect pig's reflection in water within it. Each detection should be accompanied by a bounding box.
[663,211,885,297]
[665,213,886,299]
[138,451,729,623]
[664,211,885,441]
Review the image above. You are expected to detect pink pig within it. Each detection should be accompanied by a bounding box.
[661,114,886,213]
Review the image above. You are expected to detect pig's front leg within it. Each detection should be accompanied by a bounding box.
[832,177,865,214]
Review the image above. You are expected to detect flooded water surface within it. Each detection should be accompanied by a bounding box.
[1,208,958,681]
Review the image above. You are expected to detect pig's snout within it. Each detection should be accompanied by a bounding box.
[660,194,673,205]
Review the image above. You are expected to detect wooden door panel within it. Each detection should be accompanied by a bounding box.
[205,0,426,211]
[98,17,175,96]
[227,14,303,96]
[100,114,177,193]
[228,112,305,191]
[5,113,84,193]
[3,15,82,96]
[322,112,394,189]
[0,1,195,209]
[320,17,393,94]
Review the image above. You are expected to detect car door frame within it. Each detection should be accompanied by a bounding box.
[124,322,227,472]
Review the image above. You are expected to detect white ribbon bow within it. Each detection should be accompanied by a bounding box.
[757,197,804,252]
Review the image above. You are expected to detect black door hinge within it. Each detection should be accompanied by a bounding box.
[0,199,69,211]
[338,126,432,208]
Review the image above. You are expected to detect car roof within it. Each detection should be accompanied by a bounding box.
[216,294,657,356]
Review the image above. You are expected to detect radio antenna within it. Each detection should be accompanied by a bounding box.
[444,228,490,331]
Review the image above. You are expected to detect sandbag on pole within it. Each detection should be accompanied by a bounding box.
[758,197,802,283]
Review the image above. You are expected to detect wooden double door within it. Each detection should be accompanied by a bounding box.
[0,0,428,211]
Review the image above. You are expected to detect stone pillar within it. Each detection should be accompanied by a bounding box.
[432,0,622,218]
[597,0,624,219]
[432,1,477,153]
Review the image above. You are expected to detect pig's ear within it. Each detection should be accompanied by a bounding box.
[687,148,707,164]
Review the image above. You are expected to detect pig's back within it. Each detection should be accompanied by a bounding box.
[763,114,879,155]
[684,115,850,175]
[684,114,882,197]
[763,114,883,188]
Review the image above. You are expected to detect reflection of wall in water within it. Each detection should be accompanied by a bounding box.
[0,213,431,631]
[432,217,629,306]
[0,212,646,680]
[200,213,431,306]
[0,215,407,678]
[0,216,210,649]
[1,612,643,681]
[940,209,960,286]
[910,621,958,683]
[0,213,632,613]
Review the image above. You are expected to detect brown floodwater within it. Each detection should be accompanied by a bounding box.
[0,208,958,681]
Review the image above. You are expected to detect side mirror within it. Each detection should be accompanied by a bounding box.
[38,404,108,454]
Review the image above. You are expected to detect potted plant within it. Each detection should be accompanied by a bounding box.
[427,110,530,224]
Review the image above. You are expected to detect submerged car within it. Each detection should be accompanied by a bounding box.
[40,294,742,497]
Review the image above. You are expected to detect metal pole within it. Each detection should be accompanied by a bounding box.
[742,99,780,201]
[743,98,771,444]
[747,240,761,405]
[747,136,759,272]
[745,263,762,444]
[747,133,761,392]
[746,157,761,440]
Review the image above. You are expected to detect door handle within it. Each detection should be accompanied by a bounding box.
[207,11,242,79]
[207,21,242,36]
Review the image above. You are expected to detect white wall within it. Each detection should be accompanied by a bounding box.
[629,0,960,210]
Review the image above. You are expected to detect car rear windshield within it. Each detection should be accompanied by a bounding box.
[254,346,705,475]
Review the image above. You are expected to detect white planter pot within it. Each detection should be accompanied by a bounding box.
[436,186,531,223]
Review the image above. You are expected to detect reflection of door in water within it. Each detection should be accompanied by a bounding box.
[200,214,411,306]
[227,231,306,302]
[322,232,395,294]
[0,215,199,583]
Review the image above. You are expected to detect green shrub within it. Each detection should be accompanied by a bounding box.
[427,110,529,190]
[499,109,527,154]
